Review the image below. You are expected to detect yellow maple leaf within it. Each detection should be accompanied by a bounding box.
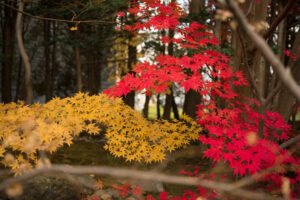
[70,26,78,31]
[94,179,104,190]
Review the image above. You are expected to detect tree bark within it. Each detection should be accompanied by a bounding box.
[171,90,180,120]
[16,0,33,104]
[93,51,102,94]
[157,94,161,119]
[143,95,151,118]
[122,35,136,108]
[182,0,205,118]
[75,45,83,92]
[189,0,205,14]
[1,0,16,103]
[14,56,22,102]
[183,89,202,119]
[274,31,300,121]
[44,20,52,101]
[51,21,57,97]
[163,90,172,120]
[232,0,269,101]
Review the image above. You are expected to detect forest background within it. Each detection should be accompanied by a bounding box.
[0,0,300,200]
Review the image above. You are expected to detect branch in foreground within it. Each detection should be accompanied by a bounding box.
[0,164,284,200]
[224,0,300,102]
[279,134,300,149]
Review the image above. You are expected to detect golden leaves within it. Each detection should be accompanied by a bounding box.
[0,93,201,174]
[94,179,104,190]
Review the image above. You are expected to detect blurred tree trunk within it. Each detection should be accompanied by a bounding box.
[51,21,57,97]
[143,95,151,118]
[44,20,52,101]
[75,45,82,92]
[232,0,269,100]
[122,35,136,108]
[16,0,33,104]
[183,90,202,119]
[171,90,179,120]
[1,0,16,103]
[273,31,300,121]
[189,0,205,13]
[163,26,177,120]
[182,0,204,118]
[163,91,172,120]
[93,51,102,94]
[14,56,23,102]
[157,94,161,119]
[87,51,95,93]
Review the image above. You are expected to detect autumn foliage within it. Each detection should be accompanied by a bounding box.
[105,0,300,198]
[0,0,299,199]
[0,93,200,174]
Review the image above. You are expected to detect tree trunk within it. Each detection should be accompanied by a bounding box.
[232,0,269,100]
[143,95,151,118]
[274,31,300,121]
[44,20,52,101]
[163,91,172,120]
[122,35,136,108]
[51,21,57,97]
[87,51,95,93]
[1,1,16,103]
[189,0,205,14]
[171,90,180,120]
[183,89,202,119]
[75,45,83,92]
[93,51,102,94]
[157,94,161,119]
[16,0,33,104]
[14,56,22,102]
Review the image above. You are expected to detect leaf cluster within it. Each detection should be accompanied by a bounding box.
[0,93,201,174]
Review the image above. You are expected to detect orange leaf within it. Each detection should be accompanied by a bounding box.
[94,179,104,190]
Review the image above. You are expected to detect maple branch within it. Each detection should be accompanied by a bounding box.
[0,2,115,25]
[0,164,284,200]
[225,0,300,102]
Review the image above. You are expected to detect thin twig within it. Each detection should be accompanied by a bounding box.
[0,2,115,25]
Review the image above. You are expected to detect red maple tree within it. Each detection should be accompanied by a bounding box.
[106,0,300,199]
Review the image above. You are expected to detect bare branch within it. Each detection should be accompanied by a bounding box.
[279,134,300,149]
[263,0,297,40]
[225,0,300,102]
[0,2,115,25]
[0,164,284,200]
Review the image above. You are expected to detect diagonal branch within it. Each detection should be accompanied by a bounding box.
[225,0,300,102]
[263,0,297,40]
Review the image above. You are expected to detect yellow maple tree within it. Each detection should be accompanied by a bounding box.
[0,93,201,174]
